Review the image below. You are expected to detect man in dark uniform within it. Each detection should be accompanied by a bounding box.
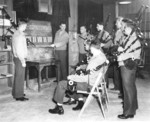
[117,18,141,119]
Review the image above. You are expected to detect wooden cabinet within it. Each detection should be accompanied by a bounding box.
[0,47,13,87]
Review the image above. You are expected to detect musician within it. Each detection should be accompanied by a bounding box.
[113,17,124,45]
[78,25,92,63]
[110,17,123,98]
[12,19,29,101]
[93,22,112,88]
[117,18,141,119]
[94,22,112,50]
[50,22,69,81]
[48,42,107,115]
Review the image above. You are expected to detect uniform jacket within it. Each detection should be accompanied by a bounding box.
[54,29,69,50]
[12,30,27,65]
[118,32,141,66]
[68,51,107,86]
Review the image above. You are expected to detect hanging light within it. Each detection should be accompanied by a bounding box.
[118,0,132,4]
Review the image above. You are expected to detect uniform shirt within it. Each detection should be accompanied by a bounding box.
[113,29,124,45]
[118,32,141,66]
[54,29,69,50]
[77,33,92,54]
[12,30,27,64]
[94,30,112,48]
[68,50,107,86]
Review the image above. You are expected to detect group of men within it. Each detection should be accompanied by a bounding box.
[11,16,141,119]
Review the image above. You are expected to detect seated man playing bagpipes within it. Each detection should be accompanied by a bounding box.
[48,41,108,115]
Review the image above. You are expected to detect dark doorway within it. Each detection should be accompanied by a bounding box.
[78,0,103,35]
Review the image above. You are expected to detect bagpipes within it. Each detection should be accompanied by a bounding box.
[0,6,35,48]
[108,5,149,67]
[78,32,94,42]
[99,13,111,44]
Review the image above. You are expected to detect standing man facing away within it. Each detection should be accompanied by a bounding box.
[50,22,69,81]
[12,19,29,101]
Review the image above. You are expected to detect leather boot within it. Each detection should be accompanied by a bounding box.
[72,101,84,111]
[48,105,64,115]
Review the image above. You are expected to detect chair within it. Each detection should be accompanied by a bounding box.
[77,64,109,119]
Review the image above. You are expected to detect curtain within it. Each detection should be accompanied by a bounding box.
[52,0,70,38]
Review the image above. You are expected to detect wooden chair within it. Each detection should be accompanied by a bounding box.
[77,64,109,119]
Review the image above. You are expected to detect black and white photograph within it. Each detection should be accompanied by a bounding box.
[0,0,150,122]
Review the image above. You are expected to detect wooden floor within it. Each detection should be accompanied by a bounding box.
[0,73,150,122]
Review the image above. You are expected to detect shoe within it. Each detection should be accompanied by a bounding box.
[118,114,134,119]
[16,97,29,101]
[72,101,84,111]
[48,105,64,115]
[63,99,76,105]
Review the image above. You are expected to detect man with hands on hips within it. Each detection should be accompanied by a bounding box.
[12,19,29,101]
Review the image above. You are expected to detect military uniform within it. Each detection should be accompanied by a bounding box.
[94,30,112,49]
[77,33,92,63]
[111,29,123,93]
[12,30,27,99]
[117,32,141,116]
[53,51,107,104]
[54,29,69,80]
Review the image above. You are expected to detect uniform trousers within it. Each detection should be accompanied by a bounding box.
[12,57,25,98]
[113,62,123,93]
[53,80,90,104]
[120,66,138,115]
[55,50,68,80]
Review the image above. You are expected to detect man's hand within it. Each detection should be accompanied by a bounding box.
[50,44,55,47]
[76,66,81,70]
[101,43,105,47]
[67,75,72,80]
[22,62,26,67]
[118,46,124,52]
[117,54,123,61]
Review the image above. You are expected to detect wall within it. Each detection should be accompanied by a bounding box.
[103,3,116,33]
[69,0,78,32]
[118,0,150,17]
